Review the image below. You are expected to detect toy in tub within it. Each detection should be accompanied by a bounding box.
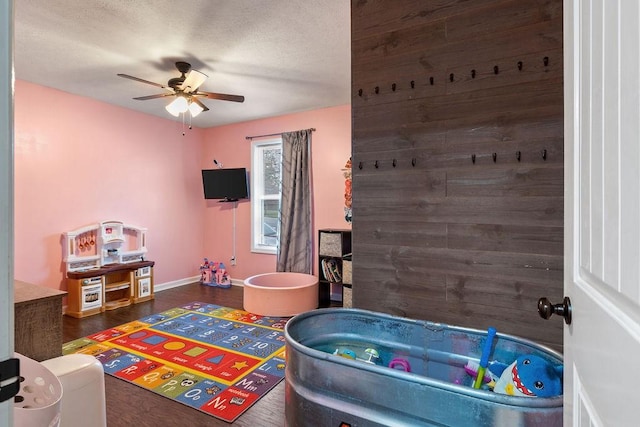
[284,308,563,427]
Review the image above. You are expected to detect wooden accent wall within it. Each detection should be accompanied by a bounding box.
[351,0,564,350]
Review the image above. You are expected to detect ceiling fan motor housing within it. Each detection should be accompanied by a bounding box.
[175,61,191,74]
[168,77,185,89]
[168,62,193,89]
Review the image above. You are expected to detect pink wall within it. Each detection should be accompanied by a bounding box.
[13,81,351,291]
[202,105,352,280]
[14,80,206,290]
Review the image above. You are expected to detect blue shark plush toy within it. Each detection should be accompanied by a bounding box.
[489,354,563,397]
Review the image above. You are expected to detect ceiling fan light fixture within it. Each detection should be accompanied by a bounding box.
[165,96,189,116]
[188,100,204,117]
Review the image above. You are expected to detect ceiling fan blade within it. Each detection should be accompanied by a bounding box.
[196,91,245,103]
[191,97,209,112]
[133,93,175,100]
[180,70,208,93]
[117,73,168,89]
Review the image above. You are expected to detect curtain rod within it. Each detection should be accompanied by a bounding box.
[245,128,316,140]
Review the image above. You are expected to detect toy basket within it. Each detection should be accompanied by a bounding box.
[13,352,63,427]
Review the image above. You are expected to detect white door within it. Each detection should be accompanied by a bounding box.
[564,0,640,425]
[0,0,13,425]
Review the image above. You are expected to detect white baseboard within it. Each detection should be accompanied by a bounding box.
[154,275,200,292]
[155,276,244,292]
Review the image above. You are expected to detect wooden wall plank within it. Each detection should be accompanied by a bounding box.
[355,221,448,248]
[352,18,562,84]
[353,197,563,227]
[351,0,561,43]
[352,77,563,132]
[447,224,563,255]
[444,0,561,42]
[354,243,562,284]
[352,0,502,41]
[352,136,562,173]
[447,165,564,197]
[355,169,446,198]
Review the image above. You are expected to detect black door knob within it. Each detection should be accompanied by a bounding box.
[538,297,572,325]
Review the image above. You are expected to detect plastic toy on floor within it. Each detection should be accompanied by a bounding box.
[216,262,231,288]
[200,258,214,285]
[199,258,231,288]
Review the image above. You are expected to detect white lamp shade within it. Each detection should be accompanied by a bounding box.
[165,96,189,116]
[188,101,204,117]
[165,104,180,117]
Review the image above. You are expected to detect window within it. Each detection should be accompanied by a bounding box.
[251,138,282,254]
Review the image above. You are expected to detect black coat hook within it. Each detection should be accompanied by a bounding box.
[374,160,379,168]
[542,149,547,160]
[429,77,434,85]
[494,65,499,75]
[517,61,523,71]
[374,86,379,94]
[358,161,363,170]
[516,151,521,162]
[543,56,549,67]
[412,158,417,167]
[471,69,476,78]
[392,159,397,167]
[492,153,497,163]
[410,80,415,89]
[471,154,476,164]
[392,83,397,92]
[450,73,454,82]
[358,88,363,97]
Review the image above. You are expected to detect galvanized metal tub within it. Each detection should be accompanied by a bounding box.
[284,308,562,427]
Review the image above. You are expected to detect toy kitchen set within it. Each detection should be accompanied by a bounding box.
[63,220,154,318]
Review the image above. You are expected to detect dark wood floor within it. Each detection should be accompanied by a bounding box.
[63,283,286,427]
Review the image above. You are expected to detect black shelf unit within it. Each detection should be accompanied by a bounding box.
[318,229,352,307]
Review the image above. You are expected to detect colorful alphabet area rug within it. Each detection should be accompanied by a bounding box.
[62,302,289,423]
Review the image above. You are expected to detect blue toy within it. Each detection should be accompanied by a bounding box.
[489,354,563,397]
[333,348,357,360]
[473,327,496,389]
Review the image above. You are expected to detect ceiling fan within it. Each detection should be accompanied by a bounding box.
[117,61,244,117]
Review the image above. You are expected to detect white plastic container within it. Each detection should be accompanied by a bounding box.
[13,353,63,427]
[41,354,107,427]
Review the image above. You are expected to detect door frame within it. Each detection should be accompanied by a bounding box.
[0,0,14,425]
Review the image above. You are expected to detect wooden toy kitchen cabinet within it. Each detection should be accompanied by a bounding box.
[63,220,154,318]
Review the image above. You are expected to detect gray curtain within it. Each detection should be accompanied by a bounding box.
[277,129,312,273]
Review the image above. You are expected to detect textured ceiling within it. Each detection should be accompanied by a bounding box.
[14,0,351,128]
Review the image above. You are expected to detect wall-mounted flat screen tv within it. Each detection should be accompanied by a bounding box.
[201,168,249,201]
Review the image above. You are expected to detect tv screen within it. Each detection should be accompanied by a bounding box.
[201,168,249,201]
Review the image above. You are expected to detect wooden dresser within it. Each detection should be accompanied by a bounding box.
[14,280,66,361]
